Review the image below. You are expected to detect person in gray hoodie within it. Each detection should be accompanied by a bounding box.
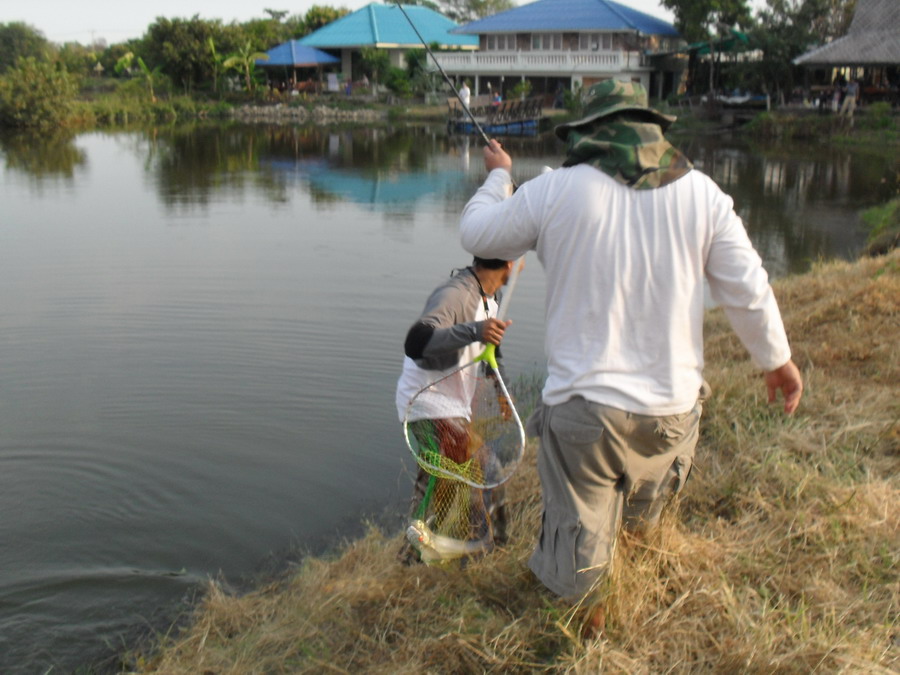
[396,257,514,564]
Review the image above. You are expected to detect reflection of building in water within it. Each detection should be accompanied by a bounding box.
[791,163,814,209]
[254,127,878,272]
[261,157,461,211]
[705,149,743,189]
[763,160,786,196]
[822,154,852,201]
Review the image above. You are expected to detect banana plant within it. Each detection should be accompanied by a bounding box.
[223,41,269,92]
[114,52,160,102]
[207,37,225,95]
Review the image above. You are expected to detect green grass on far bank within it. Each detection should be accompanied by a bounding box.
[123,249,899,673]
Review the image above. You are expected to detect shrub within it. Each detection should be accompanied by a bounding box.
[207,100,233,118]
[742,111,839,140]
[384,67,412,97]
[0,57,79,128]
[563,83,585,115]
[860,101,894,131]
[169,96,197,118]
[509,80,533,100]
[861,198,900,242]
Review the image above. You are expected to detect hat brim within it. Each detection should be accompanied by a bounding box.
[555,105,677,140]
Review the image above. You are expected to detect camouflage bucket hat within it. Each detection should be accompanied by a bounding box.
[555,80,676,140]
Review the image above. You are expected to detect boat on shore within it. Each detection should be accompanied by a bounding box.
[448,94,546,136]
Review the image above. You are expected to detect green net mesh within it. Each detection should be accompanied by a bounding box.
[402,362,523,563]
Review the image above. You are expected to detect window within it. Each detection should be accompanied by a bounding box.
[532,34,560,50]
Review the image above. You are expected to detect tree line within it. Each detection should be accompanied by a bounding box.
[661,0,857,101]
[0,0,858,129]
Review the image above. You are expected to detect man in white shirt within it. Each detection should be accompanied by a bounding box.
[459,80,471,110]
[459,80,802,632]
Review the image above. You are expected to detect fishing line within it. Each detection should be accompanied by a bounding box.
[392,1,491,146]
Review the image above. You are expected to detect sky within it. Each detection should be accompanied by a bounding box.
[5,0,679,46]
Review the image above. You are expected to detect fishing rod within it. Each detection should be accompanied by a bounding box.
[392,1,491,146]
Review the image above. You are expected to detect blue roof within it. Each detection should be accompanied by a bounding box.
[453,0,679,36]
[297,3,479,49]
[257,42,340,67]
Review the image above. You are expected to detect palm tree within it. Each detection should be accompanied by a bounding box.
[224,41,269,92]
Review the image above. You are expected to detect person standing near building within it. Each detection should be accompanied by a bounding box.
[459,80,471,110]
[841,77,860,119]
[458,80,802,631]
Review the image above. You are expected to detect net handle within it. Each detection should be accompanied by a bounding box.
[496,256,523,321]
[476,255,523,369]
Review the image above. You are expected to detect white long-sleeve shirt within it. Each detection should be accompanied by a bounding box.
[460,165,791,416]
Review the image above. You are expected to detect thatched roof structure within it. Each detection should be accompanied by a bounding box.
[794,0,900,66]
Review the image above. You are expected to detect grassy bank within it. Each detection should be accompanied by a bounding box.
[122,249,899,673]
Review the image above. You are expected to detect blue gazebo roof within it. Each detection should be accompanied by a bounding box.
[453,0,679,36]
[257,41,340,67]
[297,3,479,49]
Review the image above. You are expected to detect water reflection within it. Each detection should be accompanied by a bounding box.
[681,136,895,275]
[0,129,86,182]
[1,123,895,273]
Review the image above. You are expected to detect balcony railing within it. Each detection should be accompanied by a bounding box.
[433,50,650,74]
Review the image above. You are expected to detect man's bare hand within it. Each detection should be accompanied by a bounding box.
[484,139,512,173]
[481,318,512,345]
[765,359,803,414]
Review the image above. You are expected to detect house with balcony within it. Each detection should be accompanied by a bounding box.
[439,0,684,101]
[297,3,478,85]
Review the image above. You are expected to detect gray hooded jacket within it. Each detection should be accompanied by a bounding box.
[404,267,503,372]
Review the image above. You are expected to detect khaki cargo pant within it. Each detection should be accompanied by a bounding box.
[526,385,708,600]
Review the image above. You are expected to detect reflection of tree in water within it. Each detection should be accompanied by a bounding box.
[145,124,570,214]
[0,129,86,181]
[258,125,473,209]
[136,124,896,267]
[259,124,440,173]
[149,124,470,210]
[678,136,897,276]
[148,124,293,210]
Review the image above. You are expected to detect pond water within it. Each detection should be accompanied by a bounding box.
[0,122,895,672]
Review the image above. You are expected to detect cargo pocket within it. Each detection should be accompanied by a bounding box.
[667,454,693,497]
[625,453,695,529]
[529,507,583,599]
[530,504,614,599]
[652,408,693,445]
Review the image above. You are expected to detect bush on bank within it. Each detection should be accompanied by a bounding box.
[0,57,79,128]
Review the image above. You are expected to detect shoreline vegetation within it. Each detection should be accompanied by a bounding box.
[115,247,899,672]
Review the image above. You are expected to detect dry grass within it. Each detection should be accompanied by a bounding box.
[130,251,899,674]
